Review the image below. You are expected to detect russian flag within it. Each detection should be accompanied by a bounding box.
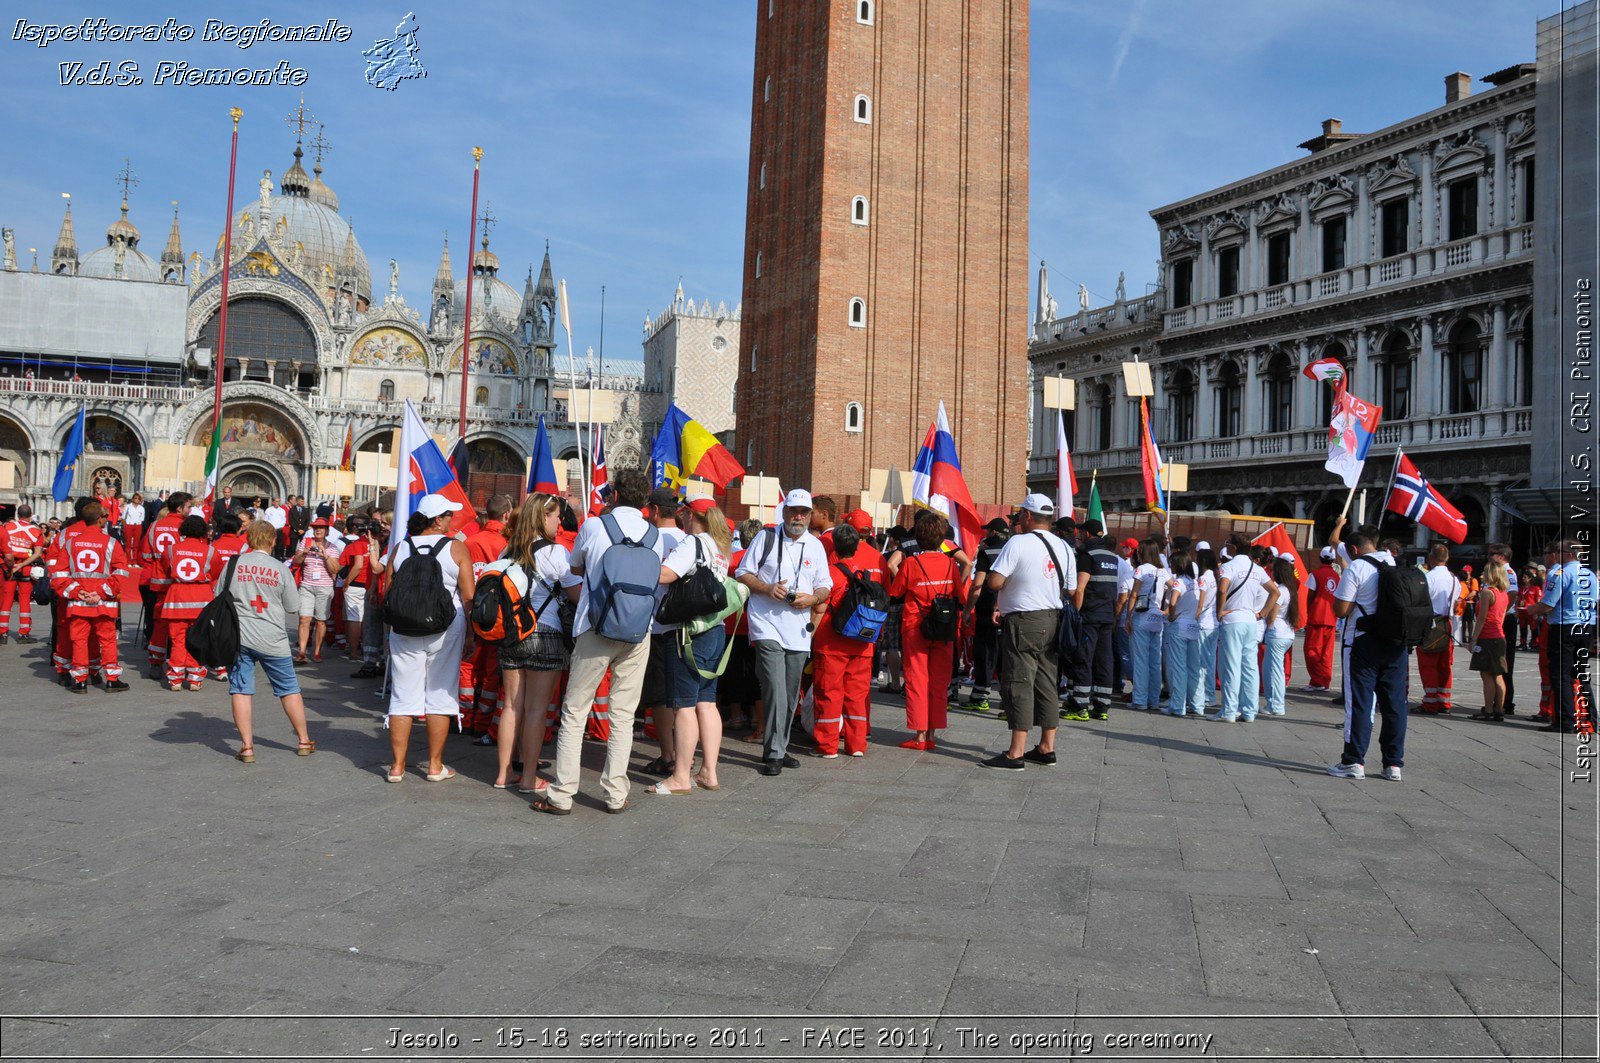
[526,414,560,495]
[390,399,476,557]
[911,401,981,554]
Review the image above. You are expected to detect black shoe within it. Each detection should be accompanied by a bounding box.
[104,680,129,692]
[1503,705,1517,715]
[0,634,8,645]
[781,754,800,768]
[1088,709,1108,721]
[68,680,87,694]
[89,673,103,686]
[1023,747,1057,767]
[351,665,380,679]
[640,756,673,776]
[1329,693,1344,704]
[1539,723,1577,733]
[14,634,35,644]
[981,752,1025,771]
[759,760,783,776]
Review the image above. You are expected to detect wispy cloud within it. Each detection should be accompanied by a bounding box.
[1108,0,1147,85]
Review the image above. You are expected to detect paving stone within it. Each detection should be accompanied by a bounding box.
[807,932,967,1012]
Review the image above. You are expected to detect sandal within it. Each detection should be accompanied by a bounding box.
[311,654,324,664]
[425,766,457,783]
[296,740,316,757]
[1470,711,1497,721]
[517,778,549,795]
[644,781,693,797]
[529,796,572,816]
[293,653,308,664]
[639,756,674,776]
[234,747,255,764]
[694,775,720,792]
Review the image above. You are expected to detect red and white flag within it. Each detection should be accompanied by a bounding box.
[587,424,610,517]
[1385,451,1468,544]
[1303,357,1345,386]
[1055,412,1077,517]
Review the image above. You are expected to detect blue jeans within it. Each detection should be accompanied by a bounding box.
[1131,624,1164,708]
[1262,632,1294,715]
[228,646,301,698]
[1113,622,1131,691]
[1168,633,1201,715]
[1192,628,1218,714]
[1342,633,1409,767]
[1218,622,1259,720]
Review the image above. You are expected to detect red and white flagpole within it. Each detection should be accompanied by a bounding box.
[209,106,243,499]
[459,146,482,441]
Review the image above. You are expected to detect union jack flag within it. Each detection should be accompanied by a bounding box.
[588,424,611,517]
[1385,451,1467,543]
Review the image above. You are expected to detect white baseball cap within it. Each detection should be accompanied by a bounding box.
[1021,493,1055,516]
[1320,546,1336,561]
[783,488,813,510]
[1196,540,1211,552]
[416,493,463,519]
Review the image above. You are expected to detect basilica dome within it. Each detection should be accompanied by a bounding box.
[79,202,160,282]
[451,238,521,327]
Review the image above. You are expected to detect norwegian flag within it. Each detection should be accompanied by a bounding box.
[588,424,611,517]
[1385,451,1468,544]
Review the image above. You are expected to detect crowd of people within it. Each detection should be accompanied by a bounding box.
[0,472,1594,810]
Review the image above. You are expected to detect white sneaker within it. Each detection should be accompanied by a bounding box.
[1327,762,1365,779]
[1380,765,1402,781]
[1304,685,1328,693]
[849,750,865,758]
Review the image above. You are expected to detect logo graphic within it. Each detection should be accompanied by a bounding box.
[364,13,426,91]
[176,557,202,581]
[154,531,176,553]
[75,548,101,573]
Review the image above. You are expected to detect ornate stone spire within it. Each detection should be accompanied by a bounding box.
[105,158,141,249]
[430,231,453,333]
[160,201,184,281]
[308,124,338,210]
[535,240,555,298]
[51,194,78,275]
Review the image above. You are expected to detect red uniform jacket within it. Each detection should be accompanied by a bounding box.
[3,519,43,576]
[160,537,223,619]
[51,526,128,618]
[1306,564,1340,627]
[211,532,248,564]
[466,520,508,578]
[142,513,186,592]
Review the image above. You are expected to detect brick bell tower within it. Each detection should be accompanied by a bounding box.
[735,0,1030,506]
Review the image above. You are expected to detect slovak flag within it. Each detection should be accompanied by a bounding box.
[526,414,560,495]
[1325,390,1382,489]
[588,424,611,516]
[1386,451,1468,543]
[1302,357,1346,387]
[390,399,476,556]
[911,400,981,554]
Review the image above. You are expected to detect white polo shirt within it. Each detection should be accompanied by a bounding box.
[264,506,287,530]
[735,526,832,651]
[990,530,1075,616]
[1334,549,1393,646]
[1425,565,1459,617]
[1218,555,1270,625]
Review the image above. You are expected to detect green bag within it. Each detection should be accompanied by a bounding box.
[678,576,749,680]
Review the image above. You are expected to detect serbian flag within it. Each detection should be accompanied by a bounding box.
[1385,450,1468,543]
[1325,390,1381,489]
[1302,357,1346,387]
[390,399,476,556]
[1055,411,1077,517]
[588,424,611,516]
[1251,522,1307,582]
[527,414,560,495]
[1138,396,1166,515]
[339,422,354,471]
[911,401,982,554]
[651,403,745,490]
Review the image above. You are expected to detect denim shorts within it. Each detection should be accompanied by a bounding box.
[229,645,301,698]
[667,626,726,708]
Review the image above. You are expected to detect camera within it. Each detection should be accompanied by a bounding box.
[785,591,797,604]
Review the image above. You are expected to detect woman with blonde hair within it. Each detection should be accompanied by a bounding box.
[647,498,733,795]
[1469,560,1513,722]
[492,492,579,791]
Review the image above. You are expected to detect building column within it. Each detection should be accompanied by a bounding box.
[1298,192,1313,286]
[1295,340,1319,429]
[1487,303,1508,410]
[1245,212,1260,294]
[1243,349,1261,438]
[1418,316,1438,423]
[1197,230,1212,306]
[1355,171,1371,267]
[1418,149,1435,249]
[1492,118,1509,230]
[1195,358,1213,439]
[1109,376,1127,451]
[1354,329,1371,402]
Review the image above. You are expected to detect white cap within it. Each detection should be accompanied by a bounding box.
[1021,493,1055,516]
[782,488,813,511]
[1320,546,1335,561]
[416,493,463,519]
[1196,540,1211,552]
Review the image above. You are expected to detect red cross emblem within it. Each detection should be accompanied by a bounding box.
[249,594,270,614]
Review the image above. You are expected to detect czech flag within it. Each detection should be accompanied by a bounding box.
[650,403,745,491]
[390,399,476,556]
[527,414,560,495]
[911,401,981,555]
[1325,390,1382,489]
[1385,450,1468,543]
[1139,396,1166,515]
[588,424,611,516]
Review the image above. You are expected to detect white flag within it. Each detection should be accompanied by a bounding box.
[558,278,571,336]
[1056,412,1077,517]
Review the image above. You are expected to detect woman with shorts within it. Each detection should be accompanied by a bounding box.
[492,493,579,792]
[1469,560,1513,721]
[292,519,340,662]
[221,521,314,762]
[385,495,475,782]
[646,498,733,795]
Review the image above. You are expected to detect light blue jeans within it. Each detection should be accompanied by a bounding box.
[1192,627,1218,715]
[1218,622,1260,720]
[1168,633,1201,715]
[1262,631,1294,715]
[1131,623,1164,708]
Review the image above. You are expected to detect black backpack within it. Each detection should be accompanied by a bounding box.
[1355,554,1433,648]
[831,563,891,642]
[656,536,728,625]
[909,554,961,642]
[383,538,457,638]
[186,555,241,669]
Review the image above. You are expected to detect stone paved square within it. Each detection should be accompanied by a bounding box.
[0,631,1594,1061]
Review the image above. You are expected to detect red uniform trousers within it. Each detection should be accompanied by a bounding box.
[164,619,206,686]
[811,647,872,756]
[902,624,953,732]
[68,614,120,683]
[458,642,502,731]
[0,578,32,636]
[147,603,171,668]
[1304,624,1335,689]
[1416,643,1454,712]
[540,670,611,745]
[54,598,82,674]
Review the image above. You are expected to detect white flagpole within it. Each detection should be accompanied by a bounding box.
[558,279,589,506]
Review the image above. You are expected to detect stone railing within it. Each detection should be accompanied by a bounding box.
[1032,293,1165,344]
[0,377,199,403]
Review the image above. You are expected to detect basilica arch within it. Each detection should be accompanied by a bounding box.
[0,412,34,489]
[171,383,323,498]
[53,408,146,498]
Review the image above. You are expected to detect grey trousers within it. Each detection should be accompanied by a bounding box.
[753,639,808,761]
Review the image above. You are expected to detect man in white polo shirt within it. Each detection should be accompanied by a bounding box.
[735,488,832,777]
[1328,525,1406,780]
[982,493,1076,771]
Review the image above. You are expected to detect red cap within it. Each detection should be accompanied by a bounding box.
[311,518,330,529]
[1121,537,1139,551]
[1463,565,1473,574]
[684,497,715,515]
[843,509,873,531]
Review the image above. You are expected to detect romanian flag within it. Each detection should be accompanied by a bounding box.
[650,403,745,491]
[1138,396,1166,515]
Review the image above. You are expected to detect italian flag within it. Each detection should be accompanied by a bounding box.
[202,419,221,505]
[1087,470,1104,525]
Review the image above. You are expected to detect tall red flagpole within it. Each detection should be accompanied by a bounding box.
[211,106,243,493]
[460,146,482,440]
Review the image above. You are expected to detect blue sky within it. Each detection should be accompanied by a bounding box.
[0,1,1553,369]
